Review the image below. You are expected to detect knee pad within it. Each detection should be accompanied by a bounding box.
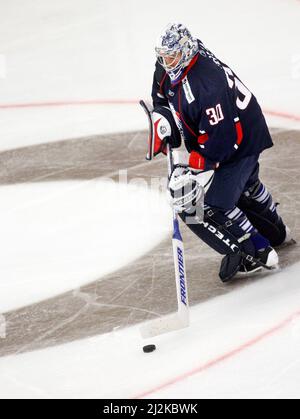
[238,181,286,247]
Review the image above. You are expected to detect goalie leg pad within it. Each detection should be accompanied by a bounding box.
[180,206,259,257]
[238,180,287,247]
[181,207,273,282]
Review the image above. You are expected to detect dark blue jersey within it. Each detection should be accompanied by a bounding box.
[152,40,273,170]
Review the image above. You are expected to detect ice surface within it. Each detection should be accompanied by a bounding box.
[0,180,171,313]
[0,261,300,399]
[0,0,299,151]
[0,0,299,399]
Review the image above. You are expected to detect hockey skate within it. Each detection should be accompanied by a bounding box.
[238,246,279,276]
[219,245,279,283]
[275,225,296,249]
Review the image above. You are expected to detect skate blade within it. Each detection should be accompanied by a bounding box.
[276,238,297,250]
[235,267,263,278]
[235,264,279,279]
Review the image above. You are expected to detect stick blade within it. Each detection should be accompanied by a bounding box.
[140,313,189,339]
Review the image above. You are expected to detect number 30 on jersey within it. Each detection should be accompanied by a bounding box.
[206,66,252,126]
[206,104,224,126]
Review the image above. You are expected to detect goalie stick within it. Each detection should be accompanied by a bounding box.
[140,100,155,161]
[139,100,190,339]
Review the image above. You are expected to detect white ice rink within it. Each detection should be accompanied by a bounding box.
[0,0,300,399]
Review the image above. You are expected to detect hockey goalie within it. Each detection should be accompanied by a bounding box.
[147,23,293,282]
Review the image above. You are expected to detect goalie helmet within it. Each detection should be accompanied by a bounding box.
[155,23,199,82]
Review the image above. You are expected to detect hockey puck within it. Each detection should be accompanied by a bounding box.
[143,344,156,353]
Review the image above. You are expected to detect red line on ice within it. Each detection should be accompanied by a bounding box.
[134,309,300,399]
[0,99,139,109]
[263,109,300,122]
[0,100,299,123]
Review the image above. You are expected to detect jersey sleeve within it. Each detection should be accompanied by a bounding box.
[196,85,242,164]
[151,62,169,108]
